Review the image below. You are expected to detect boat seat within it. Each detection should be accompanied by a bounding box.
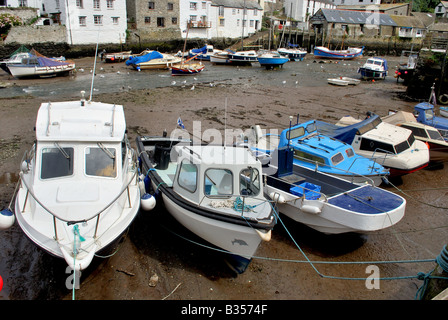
[217,172,233,195]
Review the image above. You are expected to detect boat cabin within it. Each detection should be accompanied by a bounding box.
[171,145,262,205]
[28,99,131,218]
[363,57,388,71]
[414,102,448,139]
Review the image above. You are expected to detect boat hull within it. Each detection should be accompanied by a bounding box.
[358,67,387,80]
[8,63,76,79]
[313,47,363,60]
[257,57,289,68]
[14,172,141,270]
[171,64,204,75]
[266,174,405,234]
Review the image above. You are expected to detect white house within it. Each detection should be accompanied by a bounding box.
[0,0,42,9]
[435,1,448,18]
[179,0,263,39]
[283,0,336,30]
[41,0,127,44]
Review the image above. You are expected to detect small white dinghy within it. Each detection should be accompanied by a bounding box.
[328,78,349,86]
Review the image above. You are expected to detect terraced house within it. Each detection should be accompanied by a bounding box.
[127,0,263,40]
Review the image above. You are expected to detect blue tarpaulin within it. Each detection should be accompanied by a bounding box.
[191,46,207,54]
[126,51,164,66]
[315,114,382,144]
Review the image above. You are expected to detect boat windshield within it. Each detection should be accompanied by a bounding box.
[240,167,260,196]
[85,146,117,178]
[345,148,355,158]
[41,146,74,179]
[204,168,233,197]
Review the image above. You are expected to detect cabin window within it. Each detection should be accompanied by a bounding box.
[293,150,325,166]
[178,160,197,193]
[305,122,317,134]
[240,167,260,196]
[41,147,74,179]
[394,140,410,154]
[345,148,354,158]
[204,168,233,197]
[401,125,427,139]
[286,127,305,140]
[359,138,395,154]
[331,152,344,166]
[85,146,117,178]
[427,129,444,141]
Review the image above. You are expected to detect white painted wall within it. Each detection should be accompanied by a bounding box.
[179,0,262,39]
[42,0,127,44]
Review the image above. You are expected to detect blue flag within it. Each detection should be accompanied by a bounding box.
[177,117,185,129]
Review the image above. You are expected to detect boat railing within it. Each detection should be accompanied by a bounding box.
[370,147,394,166]
[293,154,376,186]
[18,147,140,241]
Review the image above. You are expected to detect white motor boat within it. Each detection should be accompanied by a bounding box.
[136,136,275,273]
[11,92,141,271]
[262,147,406,235]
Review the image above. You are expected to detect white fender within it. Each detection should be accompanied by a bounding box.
[0,209,15,230]
[141,193,156,211]
[60,244,97,271]
[255,229,272,242]
[269,192,286,204]
[301,205,321,214]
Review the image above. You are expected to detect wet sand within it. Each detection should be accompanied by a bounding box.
[0,56,447,302]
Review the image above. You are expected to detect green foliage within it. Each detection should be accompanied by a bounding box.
[0,13,23,39]
[411,0,439,13]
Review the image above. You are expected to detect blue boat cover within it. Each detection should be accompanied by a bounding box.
[191,45,207,54]
[328,185,403,214]
[37,56,71,67]
[315,114,382,144]
[126,51,163,66]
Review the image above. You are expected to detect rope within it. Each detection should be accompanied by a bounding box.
[436,245,448,273]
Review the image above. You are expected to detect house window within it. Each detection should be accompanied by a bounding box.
[107,0,113,8]
[94,15,103,25]
[232,8,236,15]
[219,18,225,26]
[93,0,100,9]
[112,17,119,24]
[18,0,27,6]
[190,2,197,10]
[76,0,83,8]
[167,2,173,10]
[237,19,239,26]
[250,20,254,27]
[190,15,197,21]
[157,17,165,27]
[55,0,59,8]
[144,16,151,23]
[219,5,224,16]
[172,17,177,24]
[254,9,257,16]
[79,16,86,26]
[202,1,206,9]
[148,1,154,9]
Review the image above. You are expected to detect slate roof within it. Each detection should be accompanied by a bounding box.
[313,8,397,26]
[210,0,263,10]
[390,15,425,28]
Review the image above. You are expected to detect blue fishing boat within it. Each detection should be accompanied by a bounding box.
[413,86,448,140]
[245,119,388,186]
[257,51,289,69]
[313,46,363,60]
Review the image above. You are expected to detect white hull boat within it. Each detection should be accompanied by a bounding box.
[11,93,141,271]
[262,147,406,234]
[136,136,275,273]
